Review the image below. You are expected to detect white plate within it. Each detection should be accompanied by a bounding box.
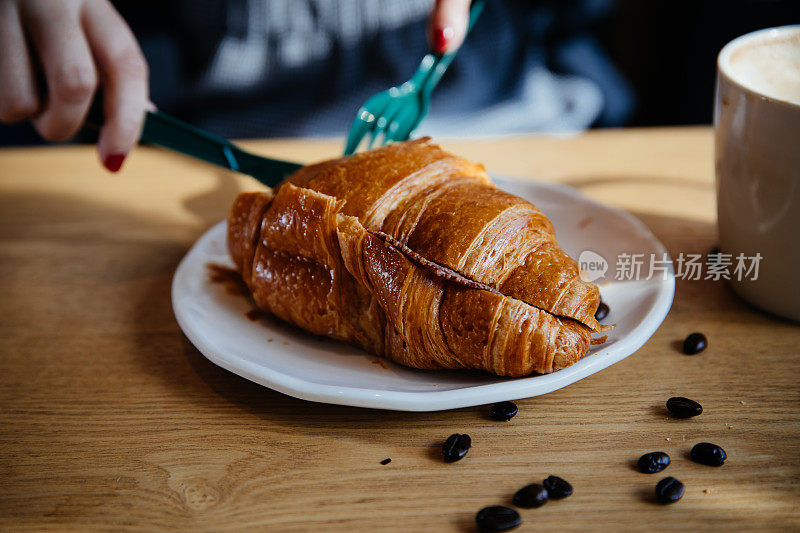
[172,177,674,411]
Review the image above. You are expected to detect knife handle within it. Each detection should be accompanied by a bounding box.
[86,100,302,185]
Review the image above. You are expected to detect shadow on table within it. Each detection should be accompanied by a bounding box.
[629,209,799,327]
[161,207,781,437]
[561,173,712,193]
[0,168,432,440]
[182,170,248,228]
[114,172,792,441]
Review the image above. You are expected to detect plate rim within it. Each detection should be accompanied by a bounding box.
[172,178,675,411]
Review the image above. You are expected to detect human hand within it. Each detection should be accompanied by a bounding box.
[0,0,149,172]
[428,0,472,54]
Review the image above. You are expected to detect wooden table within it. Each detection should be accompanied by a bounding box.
[2,128,798,531]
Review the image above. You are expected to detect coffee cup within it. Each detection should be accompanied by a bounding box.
[715,25,800,322]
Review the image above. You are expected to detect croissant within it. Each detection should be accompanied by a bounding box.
[227,139,610,376]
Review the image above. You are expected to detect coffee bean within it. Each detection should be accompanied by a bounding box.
[690,442,727,466]
[442,433,471,462]
[476,506,521,532]
[595,301,610,321]
[380,458,391,465]
[683,332,707,355]
[542,475,573,499]
[666,397,703,418]
[513,483,548,508]
[655,476,685,504]
[638,452,671,474]
[490,401,518,421]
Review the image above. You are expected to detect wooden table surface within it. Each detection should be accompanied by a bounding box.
[1,127,799,531]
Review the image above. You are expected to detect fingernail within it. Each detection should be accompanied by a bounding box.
[103,152,126,173]
[432,26,454,54]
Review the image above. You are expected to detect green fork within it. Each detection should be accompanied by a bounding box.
[343,0,485,156]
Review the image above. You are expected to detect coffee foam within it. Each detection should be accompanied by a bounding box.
[726,30,800,104]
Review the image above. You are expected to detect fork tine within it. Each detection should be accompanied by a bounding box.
[344,94,395,155]
[344,108,374,156]
[379,112,408,148]
[366,127,380,150]
[386,108,418,144]
[368,101,404,149]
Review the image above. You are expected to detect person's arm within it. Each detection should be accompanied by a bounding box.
[428,0,472,54]
[0,0,148,172]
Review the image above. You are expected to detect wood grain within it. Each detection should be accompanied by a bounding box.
[1,128,799,531]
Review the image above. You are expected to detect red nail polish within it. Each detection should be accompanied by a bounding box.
[432,26,453,54]
[103,153,126,173]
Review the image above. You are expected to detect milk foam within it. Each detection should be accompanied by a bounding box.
[727,30,800,104]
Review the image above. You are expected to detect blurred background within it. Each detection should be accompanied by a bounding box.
[1,0,797,145]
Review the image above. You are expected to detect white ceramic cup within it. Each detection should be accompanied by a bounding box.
[715,25,800,322]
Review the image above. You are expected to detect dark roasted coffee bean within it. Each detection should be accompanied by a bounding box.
[476,506,521,532]
[380,458,391,465]
[691,442,727,466]
[683,332,707,354]
[442,433,471,462]
[595,301,610,321]
[655,476,685,504]
[666,397,703,418]
[638,452,671,474]
[490,401,518,421]
[542,475,573,499]
[513,483,548,508]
